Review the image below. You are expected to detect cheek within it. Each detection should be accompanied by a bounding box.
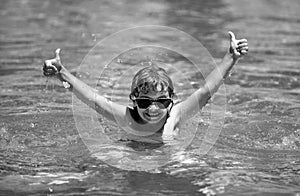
[137,108,144,116]
[137,108,147,119]
[161,109,168,115]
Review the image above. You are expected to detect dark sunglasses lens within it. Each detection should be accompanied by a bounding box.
[136,99,152,109]
[136,98,172,109]
[157,99,172,108]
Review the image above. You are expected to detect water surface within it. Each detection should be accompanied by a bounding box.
[0,0,299,195]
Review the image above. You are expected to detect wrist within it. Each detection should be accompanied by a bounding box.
[56,66,67,82]
[224,51,238,64]
[57,67,72,89]
[221,52,238,79]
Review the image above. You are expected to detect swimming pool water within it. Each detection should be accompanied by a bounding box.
[0,0,299,195]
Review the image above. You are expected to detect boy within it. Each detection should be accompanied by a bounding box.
[43,31,248,142]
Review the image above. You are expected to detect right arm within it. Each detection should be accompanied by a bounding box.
[43,49,127,123]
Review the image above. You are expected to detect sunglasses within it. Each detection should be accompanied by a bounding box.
[135,98,173,109]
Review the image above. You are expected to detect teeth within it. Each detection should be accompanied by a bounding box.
[146,113,159,117]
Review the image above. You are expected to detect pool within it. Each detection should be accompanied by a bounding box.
[0,0,299,195]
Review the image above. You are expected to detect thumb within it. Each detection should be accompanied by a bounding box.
[228,31,236,42]
[228,31,238,55]
[55,48,61,61]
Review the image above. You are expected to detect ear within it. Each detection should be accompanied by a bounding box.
[171,94,182,105]
[133,101,137,107]
[171,93,177,99]
[129,94,138,108]
[129,94,136,101]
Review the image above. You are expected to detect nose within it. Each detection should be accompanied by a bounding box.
[148,102,160,110]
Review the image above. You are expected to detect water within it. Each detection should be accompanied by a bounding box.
[0,0,299,195]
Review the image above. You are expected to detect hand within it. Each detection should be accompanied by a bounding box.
[228,31,248,60]
[43,48,63,77]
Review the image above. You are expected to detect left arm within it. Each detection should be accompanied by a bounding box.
[176,31,248,121]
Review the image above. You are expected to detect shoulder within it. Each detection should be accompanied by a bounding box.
[168,99,192,123]
[170,99,182,117]
[167,102,182,124]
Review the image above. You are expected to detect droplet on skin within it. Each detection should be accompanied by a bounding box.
[62,81,71,89]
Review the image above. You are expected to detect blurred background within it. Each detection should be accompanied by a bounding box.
[0,0,299,195]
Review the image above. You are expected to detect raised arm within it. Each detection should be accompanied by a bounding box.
[176,32,248,120]
[43,49,127,122]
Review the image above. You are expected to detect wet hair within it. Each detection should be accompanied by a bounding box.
[129,62,174,100]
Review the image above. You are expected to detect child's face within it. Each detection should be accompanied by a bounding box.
[135,90,172,124]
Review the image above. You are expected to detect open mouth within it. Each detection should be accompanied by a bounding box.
[145,112,160,119]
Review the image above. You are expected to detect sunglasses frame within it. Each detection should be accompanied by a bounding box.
[134,98,173,109]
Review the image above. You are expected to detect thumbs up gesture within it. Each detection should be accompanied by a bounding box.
[228,31,248,60]
[43,48,63,76]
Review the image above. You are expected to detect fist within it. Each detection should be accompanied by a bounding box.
[43,48,62,77]
[228,31,248,59]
